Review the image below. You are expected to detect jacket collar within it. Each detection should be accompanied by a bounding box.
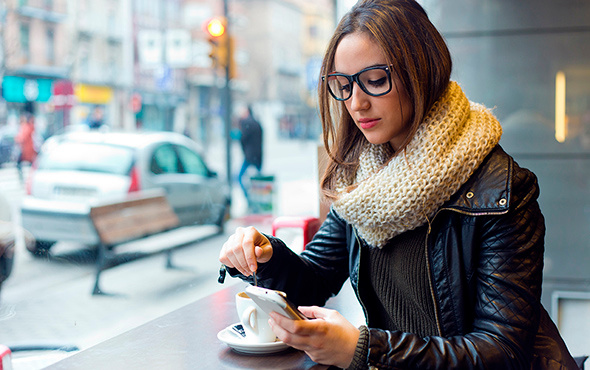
[442,145,512,215]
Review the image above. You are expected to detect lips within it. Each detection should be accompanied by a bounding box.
[358,118,379,129]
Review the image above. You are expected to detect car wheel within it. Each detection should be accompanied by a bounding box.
[28,240,56,257]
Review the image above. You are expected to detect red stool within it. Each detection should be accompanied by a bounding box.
[0,344,12,370]
[272,216,320,253]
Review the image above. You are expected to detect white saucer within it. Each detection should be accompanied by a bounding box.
[217,323,290,355]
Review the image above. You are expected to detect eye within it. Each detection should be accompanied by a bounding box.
[367,77,387,88]
[340,83,351,92]
[329,75,352,94]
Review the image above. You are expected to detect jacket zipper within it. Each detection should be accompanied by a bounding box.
[435,207,509,218]
[425,206,510,337]
[424,223,443,336]
[353,228,370,322]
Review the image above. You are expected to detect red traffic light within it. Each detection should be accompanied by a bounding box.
[206,18,226,38]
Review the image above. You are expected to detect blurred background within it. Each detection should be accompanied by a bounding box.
[0,0,589,368]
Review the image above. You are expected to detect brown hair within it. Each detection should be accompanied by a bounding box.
[319,0,452,200]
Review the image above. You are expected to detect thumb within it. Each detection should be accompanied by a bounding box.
[298,306,330,319]
[254,243,273,263]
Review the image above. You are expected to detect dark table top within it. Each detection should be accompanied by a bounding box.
[46,282,364,369]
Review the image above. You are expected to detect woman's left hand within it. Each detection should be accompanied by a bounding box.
[269,306,360,368]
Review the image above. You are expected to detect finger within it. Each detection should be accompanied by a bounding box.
[225,251,248,276]
[219,233,240,266]
[242,227,262,272]
[218,241,233,267]
[298,306,329,320]
[269,312,313,337]
[269,311,291,327]
[254,244,272,263]
[268,315,312,350]
[225,229,252,275]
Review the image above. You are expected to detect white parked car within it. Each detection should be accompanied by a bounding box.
[21,130,230,256]
[1,192,15,297]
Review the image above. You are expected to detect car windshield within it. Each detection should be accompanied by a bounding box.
[36,142,134,175]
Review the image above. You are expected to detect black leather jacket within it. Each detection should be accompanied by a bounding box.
[238,146,577,369]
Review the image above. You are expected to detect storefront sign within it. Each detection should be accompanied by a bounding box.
[75,84,113,104]
[2,76,52,103]
[52,80,76,109]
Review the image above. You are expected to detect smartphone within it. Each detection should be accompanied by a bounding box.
[245,286,309,320]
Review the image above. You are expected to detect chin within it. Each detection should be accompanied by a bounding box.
[363,134,391,145]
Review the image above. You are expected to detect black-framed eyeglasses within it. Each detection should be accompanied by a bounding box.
[323,65,393,101]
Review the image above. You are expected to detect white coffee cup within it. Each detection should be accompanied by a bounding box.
[235,291,277,343]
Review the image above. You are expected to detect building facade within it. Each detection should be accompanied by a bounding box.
[1,0,69,137]
[132,0,188,133]
[67,0,133,131]
[230,0,334,141]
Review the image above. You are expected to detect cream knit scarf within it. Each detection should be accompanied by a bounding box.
[332,81,502,248]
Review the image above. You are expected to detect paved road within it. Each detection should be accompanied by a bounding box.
[0,139,321,369]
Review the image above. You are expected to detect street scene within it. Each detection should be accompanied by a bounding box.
[0,137,323,369]
[1,0,589,368]
[0,1,340,367]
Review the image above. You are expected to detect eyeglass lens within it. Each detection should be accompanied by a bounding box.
[327,67,390,100]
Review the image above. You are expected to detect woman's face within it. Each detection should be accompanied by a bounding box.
[334,32,413,150]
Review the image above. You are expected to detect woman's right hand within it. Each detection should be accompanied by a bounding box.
[219,226,273,276]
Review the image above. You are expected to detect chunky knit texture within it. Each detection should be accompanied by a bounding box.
[333,81,502,248]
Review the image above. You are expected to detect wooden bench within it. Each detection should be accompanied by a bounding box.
[89,191,219,295]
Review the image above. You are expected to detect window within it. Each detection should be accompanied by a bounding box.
[176,145,208,176]
[37,142,134,175]
[46,29,55,63]
[151,144,179,174]
[108,44,119,82]
[0,2,587,367]
[20,24,30,61]
[79,34,91,77]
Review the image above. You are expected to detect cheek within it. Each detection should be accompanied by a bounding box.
[388,93,412,125]
[344,101,353,114]
[399,91,414,123]
[343,102,357,123]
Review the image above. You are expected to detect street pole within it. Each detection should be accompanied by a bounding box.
[222,0,233,190]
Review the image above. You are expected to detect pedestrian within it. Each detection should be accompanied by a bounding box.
[219,0,578,368]
[15,114,38,182]
[237,105,263,201]
[88,106,104,129]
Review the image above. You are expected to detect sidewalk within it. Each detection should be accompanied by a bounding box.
[223,138,322,229]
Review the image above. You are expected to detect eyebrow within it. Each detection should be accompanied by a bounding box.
[330,63,389,75]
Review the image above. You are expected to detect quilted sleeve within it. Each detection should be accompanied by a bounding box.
[230,208,352,307]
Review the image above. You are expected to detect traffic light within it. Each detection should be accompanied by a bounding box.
[206,17,227,67]
[205,17,236,79]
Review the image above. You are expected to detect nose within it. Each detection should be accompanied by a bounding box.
[348,82,370,111]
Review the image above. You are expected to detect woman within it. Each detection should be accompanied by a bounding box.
[219,0,577,368]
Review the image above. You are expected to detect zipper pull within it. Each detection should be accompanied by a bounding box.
[218,264,226,284]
